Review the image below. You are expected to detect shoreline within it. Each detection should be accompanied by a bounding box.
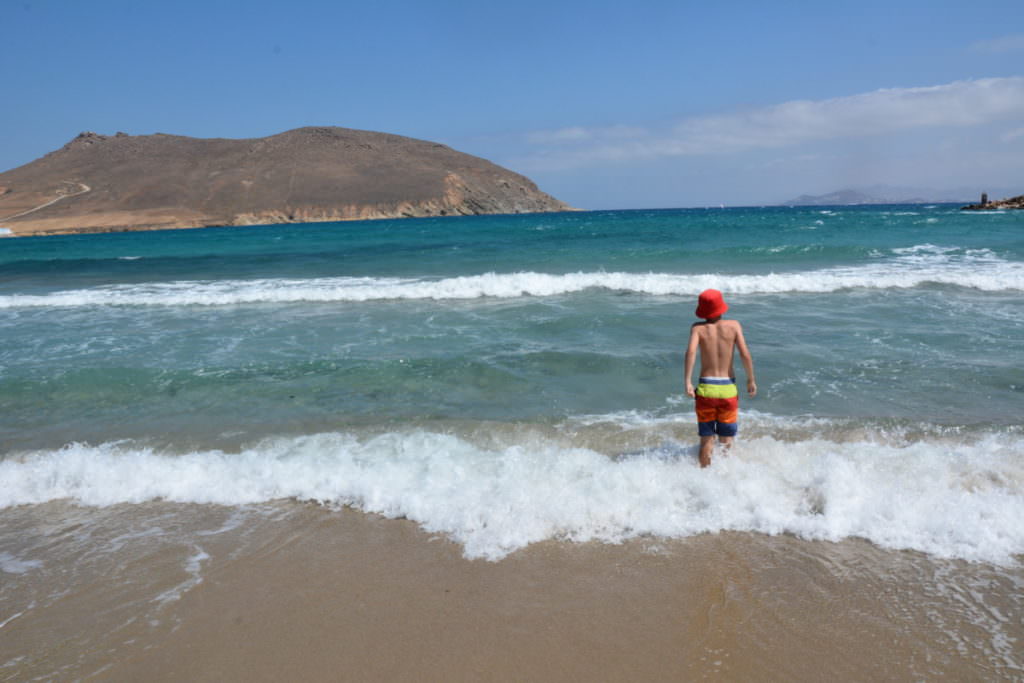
[0,200,982,239]
[0,207,583,239]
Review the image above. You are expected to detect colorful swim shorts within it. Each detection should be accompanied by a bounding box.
[695,377,738,437]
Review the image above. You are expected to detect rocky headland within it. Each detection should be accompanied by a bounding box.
[961,193,1024,211]
[0,127,573,236]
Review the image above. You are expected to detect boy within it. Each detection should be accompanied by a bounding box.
[684,289,756,468]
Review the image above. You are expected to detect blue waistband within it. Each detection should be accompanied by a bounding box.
[699,377,735,385]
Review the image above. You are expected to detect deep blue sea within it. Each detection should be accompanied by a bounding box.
[1,205,1023,563]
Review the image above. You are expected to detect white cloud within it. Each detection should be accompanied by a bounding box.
[753,153,828,170]
[971,34,1024,53]
[1002,126,1024,142]
[517,77,1024,170]
[525,124,646,145]
[525,127,591,144]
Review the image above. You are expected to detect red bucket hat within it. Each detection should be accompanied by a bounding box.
[696,289,728,319]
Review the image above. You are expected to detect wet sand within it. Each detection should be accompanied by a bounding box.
[1,503,1021,681]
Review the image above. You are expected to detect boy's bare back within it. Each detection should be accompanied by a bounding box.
[684,319,756,398]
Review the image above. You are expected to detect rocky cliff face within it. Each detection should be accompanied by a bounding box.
[0,127,573,236]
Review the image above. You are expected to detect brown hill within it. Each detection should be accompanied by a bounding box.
[0,127,573,236]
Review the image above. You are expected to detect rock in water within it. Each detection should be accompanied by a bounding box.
[961,193,1024,211]
[0,127,573,236]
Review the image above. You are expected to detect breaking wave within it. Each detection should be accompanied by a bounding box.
[1,255,1022,309]
[2,413,1022,564]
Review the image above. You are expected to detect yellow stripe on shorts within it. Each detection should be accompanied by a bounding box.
[696,382,738,399]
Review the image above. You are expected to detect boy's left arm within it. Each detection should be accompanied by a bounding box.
[684,325,699,397]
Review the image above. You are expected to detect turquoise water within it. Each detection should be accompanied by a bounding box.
[3,205,1023,447]
[1,205,1023,563]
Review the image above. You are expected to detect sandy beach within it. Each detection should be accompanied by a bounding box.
[2,502,1020,682]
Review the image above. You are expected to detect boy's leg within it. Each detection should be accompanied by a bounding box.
[716,399,738,454]
[699,436,716,467]
[695,395,719,467]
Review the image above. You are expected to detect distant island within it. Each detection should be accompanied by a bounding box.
[778,184,1015,207]
[0,127,573,236]
[783,189,929,206]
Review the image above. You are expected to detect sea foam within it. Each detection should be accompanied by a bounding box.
[2,421,1022,564]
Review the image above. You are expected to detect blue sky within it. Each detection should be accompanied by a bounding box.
[3,0,1023,207]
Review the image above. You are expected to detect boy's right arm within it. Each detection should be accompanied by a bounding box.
[735,324,757,397]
